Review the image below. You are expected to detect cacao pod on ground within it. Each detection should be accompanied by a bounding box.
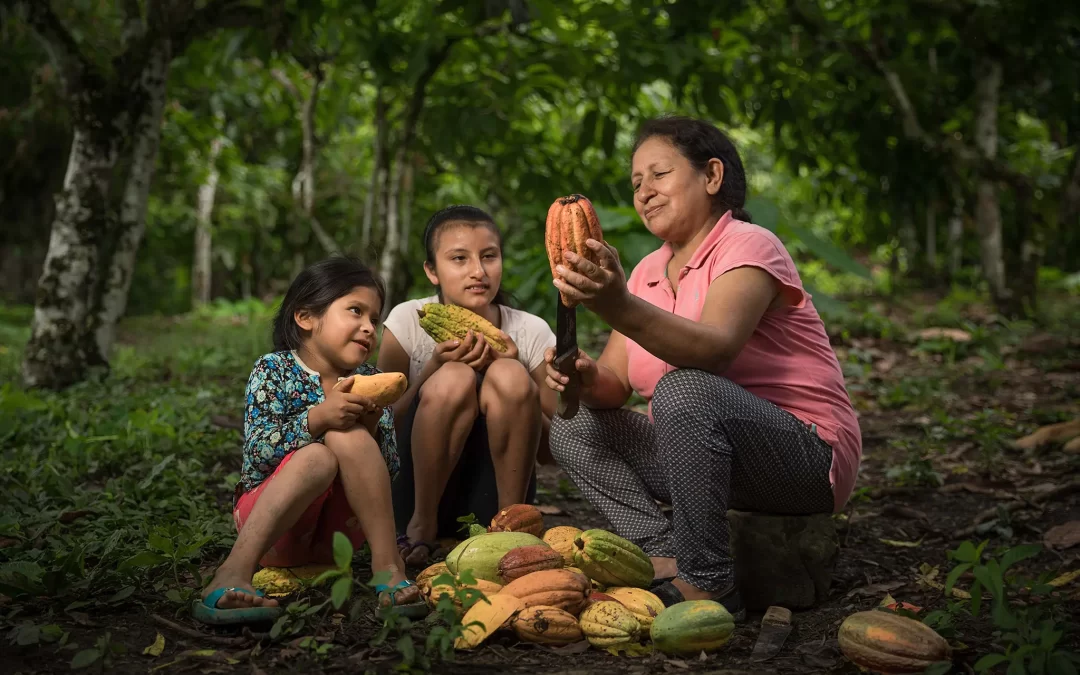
[499,568,591,615]
[488,504,544,537]
[511,605,583,646]
[445,532,546,583]
[603,587,665,630]
[837,610,951,674]
[542,526,582,566]
[579,600,641,647]
[573,529,654,588]
[498,544,564,583]
[650,599,735,655]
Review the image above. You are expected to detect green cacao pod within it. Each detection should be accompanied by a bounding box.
[572,529,654,588]
[445,532,546,583]
[650,600,735,655]
[417,303,508,353]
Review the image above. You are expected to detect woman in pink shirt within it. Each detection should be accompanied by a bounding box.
[543,115,861,619]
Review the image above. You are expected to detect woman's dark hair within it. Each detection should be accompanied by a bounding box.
[272,255,386,351]
[632,114,752,223]
[422,204,513,307]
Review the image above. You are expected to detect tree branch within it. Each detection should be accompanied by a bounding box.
[173,0,273,53]
[13,0,92,89]
[787,0,1029,189]
[270,68,300,101]
[121,0,145,45]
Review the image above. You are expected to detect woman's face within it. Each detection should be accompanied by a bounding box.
[424,222,503,312]
[630,136,723,244]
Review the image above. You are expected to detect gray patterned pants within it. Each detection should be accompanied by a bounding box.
[549,368,835,592]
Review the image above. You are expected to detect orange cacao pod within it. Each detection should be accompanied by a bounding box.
[512,605,583,646]
[488,504,544,537]
[498,545,564,583]
[545,194,604,306]
[500,568,591,615]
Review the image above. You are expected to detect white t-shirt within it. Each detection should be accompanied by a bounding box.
[382,295,556,383]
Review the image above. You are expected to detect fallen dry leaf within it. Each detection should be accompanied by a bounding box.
[917,328,972,342]
[846,581,905,599]
[143,632,165,657]
[549,640,592,655]
[1049,569,1080,587]
[880,538,922,548]
[535,504,564,516]
[1012,419,1080,451]
[1045,521,1080,550]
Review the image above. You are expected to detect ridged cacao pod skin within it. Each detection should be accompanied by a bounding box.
[498,545,565,583]
[445,532,546,583]
[542,526,582,566]
[579,600,641,647]
[603,587,665,630]
[416,303,508,353]
[511,605,583,646]
[500,568,591,615]
[416,562,450,595]
[650,600,735,655]
[837,611,952,674]
[545,194,604,306]
[573,529,654,589]
[488,504,544,537]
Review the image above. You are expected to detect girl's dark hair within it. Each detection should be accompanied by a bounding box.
[422,204,513,307]
[272,255,386,351]
[632,115,752,223]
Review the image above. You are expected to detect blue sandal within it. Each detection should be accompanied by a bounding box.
[192,586,285,626]
[374,579,429,619]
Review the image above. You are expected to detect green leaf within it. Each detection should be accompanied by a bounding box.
[147,530,174,555]
[744,196,780,232]
[944,563,971,596]
[999,544,1041,575]
[107,586,135,604]
[1049,653,1079,675]
[331,576,352,610]
[1006,655,1027,675]
[332,531,353,570]
[951,541,979,563]
[974,653,1008,672]
[15,623,40,646]
[118,551,169,571]
[782,221,872,279]
[70,649,101,669]
[923,662,953,675]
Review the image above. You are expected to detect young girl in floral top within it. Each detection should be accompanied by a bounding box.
[194,257,427,625]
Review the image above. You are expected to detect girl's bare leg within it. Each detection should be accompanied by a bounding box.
[479,359,541,508]
[405,362,478,557]
[323,426,421,606]
[201,444,339,608]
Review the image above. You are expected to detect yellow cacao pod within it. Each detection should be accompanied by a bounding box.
[416,303,508,353]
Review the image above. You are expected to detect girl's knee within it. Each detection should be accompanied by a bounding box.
[293,443,339,485]
[419,362,478,409]
[481,358,537,406]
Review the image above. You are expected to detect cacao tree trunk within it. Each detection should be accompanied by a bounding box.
[972,57,1008,309]
[899,206,918,276]
[379,144,406,307]
[925,199,937,276]
[947,185,965,282]
[399,157,415,258]
[193,134,224,307]
[361,89,387,253]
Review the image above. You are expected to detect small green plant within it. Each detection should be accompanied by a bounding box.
[922,540,1079,674]
[70,631,126,671]
[884,438,944,487]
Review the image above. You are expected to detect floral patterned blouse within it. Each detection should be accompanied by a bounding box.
[238,350,399,495]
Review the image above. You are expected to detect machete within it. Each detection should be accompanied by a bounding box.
[749,606,793,662]
[553,296,580,419]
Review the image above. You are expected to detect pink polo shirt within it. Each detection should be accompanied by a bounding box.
[624,211,862,512]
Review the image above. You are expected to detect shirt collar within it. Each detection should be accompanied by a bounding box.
[289,350,321,379]
[642,210,736,287]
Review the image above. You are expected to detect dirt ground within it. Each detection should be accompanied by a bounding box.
[6,327,1080,674]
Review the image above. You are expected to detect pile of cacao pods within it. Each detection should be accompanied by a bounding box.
[414,503,737,655]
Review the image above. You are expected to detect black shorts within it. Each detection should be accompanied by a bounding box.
[390,371,538,539]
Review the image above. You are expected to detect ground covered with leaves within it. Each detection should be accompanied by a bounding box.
[2,291,1079,674]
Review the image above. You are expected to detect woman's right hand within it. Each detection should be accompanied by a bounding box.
[543,347,598,393]
[433,330,493,372]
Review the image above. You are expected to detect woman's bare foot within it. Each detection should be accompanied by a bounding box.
[651,556,678,580]
[375,556,422,607]
[201,566,280,608]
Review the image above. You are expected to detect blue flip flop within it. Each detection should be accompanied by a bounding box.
[191,586,285,626]
[374,579,429,619]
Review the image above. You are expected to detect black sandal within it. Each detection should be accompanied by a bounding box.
[652,580,747,623]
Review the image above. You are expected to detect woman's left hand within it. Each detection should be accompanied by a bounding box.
[553,239,629,312]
